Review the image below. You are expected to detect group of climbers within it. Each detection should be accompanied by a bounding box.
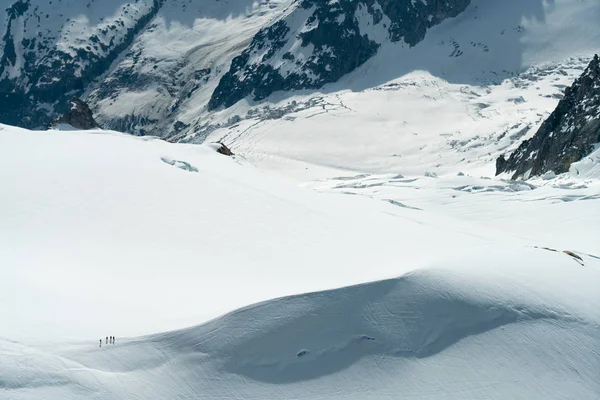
[99,335,116,347]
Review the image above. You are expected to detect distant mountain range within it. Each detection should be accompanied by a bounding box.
[0,0,469,133]
[1,0,600,179]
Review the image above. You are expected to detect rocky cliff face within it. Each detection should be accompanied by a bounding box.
[208,0,470,110]
[496,55,600,179]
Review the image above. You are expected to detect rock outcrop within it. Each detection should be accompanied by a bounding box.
[214,142,234,157]
[52,98,100,130]
[496,55,600,179]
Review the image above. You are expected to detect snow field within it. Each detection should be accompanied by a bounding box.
[1,125,599,399]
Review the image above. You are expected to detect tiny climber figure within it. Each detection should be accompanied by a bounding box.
[112,336,116,345]
[99,339,102,348]
[106,336,108,345]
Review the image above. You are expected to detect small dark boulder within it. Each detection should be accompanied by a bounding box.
[52,97,100,130]
[213,142,234,156]
[296,349,309,358]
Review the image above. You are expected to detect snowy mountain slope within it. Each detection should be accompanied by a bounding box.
[3,261,600,400]
[1,125,600,399]
[85,0,294,135]
[194,0,600,178]
[0,0,163,126]
[2,267,600,399]
[0,0,293,130]
[3,0,599,144]
[206,0,470,110]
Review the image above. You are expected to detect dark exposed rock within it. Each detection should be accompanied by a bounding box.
[495,154,507,175]
[208,0,470,110]
[52,98,100,130]
[496,55,600,179]
[213,142,234,156]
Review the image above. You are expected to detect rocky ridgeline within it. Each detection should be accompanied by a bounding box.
[496,55,600,179]
[208,0,470,110]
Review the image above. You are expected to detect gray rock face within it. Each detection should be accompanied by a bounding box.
[52,98,99,130]
[208,0,470,110]
[496,55,600,179]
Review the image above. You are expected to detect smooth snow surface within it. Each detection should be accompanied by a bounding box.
[1,124,599,399]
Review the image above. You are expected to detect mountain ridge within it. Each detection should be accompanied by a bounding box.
[496,54,600,179]
[0,0,472,131]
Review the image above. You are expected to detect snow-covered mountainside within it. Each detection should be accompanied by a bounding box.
[0,0,164,127]
[2,0,471,133]
[193,0,600,180]
[1,125,599,399]
[497,54,600,179]
[0,0,293,130]
[2,0,600,141]
[206,0,470,110]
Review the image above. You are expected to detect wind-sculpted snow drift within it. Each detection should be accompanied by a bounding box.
[2,267,599,399]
